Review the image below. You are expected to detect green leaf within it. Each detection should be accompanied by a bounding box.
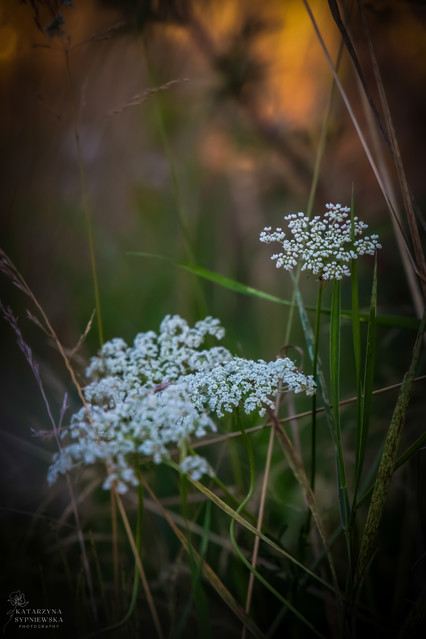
[353,257,377,507]
[330,279,341,430]
[189,477,335,593]
[350,211,362,383]
[330,280,350,534]
[290,272,334,438]
[128,252,419,330]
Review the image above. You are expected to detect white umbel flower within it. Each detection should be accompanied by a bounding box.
[260,203,381,280]
[48,316,315,492]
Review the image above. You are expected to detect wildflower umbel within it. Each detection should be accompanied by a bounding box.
[260,203,381,280]
[48,315,315,493]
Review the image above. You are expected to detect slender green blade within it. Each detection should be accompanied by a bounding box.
[330,280,350,532]
[128,252,419,330]
[189,478,334,593]
[351,264,362,382]
[362,258,378,451]
[356,429,426,509]
[330,279,341,430]
[350,195,362,383]
[394,431,426,469]
[353,258,377,506]
[290,273,334,438]
[350,251,364,518]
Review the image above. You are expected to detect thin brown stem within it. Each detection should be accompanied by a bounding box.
[266,408,339,593]
[191,375,426,450]
[242,424,274,639]
[113,487,164,639]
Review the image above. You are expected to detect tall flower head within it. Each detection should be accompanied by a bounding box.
[260,203,381,280]
[48,315,315,493]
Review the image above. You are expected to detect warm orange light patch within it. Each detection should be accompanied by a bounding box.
[130,1,341,133]
[255,1,340,128]
[192,0,340,129]
[0,24,17,62]
[200,128,257,173]
[193,0,244,47]
[0,2,20,63]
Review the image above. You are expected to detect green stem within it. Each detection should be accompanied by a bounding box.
[352,258,377,512]
[301,281,324,557]
[311,280,324,491]
[330,279,351,587]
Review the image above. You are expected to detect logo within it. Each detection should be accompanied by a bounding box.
[3,591,64,634]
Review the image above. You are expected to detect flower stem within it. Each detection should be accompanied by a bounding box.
[311,280,325,491]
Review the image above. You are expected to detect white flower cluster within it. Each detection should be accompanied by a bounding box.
[48,315,315,493]
[185,357,315,418]
[260,203,381,280]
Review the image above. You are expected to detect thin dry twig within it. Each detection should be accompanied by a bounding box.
[267,408,339,593]
[191,375,426,451]
[113,487,165,639]
[0,249,93,423]
[69,309,96,359]
[242,424,274,639]
[70,21,127,49]
[355,0,426,295]
[0,297,98,627]
[302,0,420,279]
[107,78,189,117]
[142,479,266,639]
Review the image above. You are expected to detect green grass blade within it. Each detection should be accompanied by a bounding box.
[361,258,378,446]
[186,476,335,593]
[353,258,377,507]
[330,280,350,536]
[330,279,341,430]
[350,243,363,523]
[302,281,324,553]
[393,431,426,469]
[350,205,362,385]
[355,309,426,585]
[130,251,296,307]
[355,426,426,510]
[310,282,324,490]
[128,252,419,330]
[290,272,335,443]
[370,313,417,330]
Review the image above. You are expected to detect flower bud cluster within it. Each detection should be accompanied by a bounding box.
[260,203,381,280]
[48,316,315,492]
